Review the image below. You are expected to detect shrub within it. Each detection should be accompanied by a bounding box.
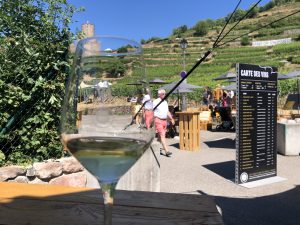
[0,0,78,166]
[193,21,208,36]
[241,36,250,46]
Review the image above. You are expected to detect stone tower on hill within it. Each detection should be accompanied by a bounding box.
[82,21,95,38]
[81,21,100,57]
[69,21,96,53]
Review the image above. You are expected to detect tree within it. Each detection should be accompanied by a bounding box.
[274,0,291,5]
[194,21,208,36]
[0,0,79,165]
[205,19,216,28]
[105,59,126,77]
[247,4,259,18]
[225,8,246,23]
[141,39,146,44]
[172,25,188,37]
[259,1,275,12]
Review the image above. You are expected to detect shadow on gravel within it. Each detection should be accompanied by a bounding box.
[170,142,180,149]
[213,185,300,225]
[197,185,300,225]
[202,160,235,180]
[204,138,235,149]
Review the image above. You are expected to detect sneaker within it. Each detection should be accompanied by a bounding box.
[166,151,172,157]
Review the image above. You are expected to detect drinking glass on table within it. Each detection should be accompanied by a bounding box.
[60,36,154,225]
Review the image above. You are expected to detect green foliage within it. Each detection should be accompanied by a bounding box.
[274,0,295,6]
[193,21,208,36]
[241,36,250,46]
[273,41,300,54]
[247,4,259,18]
[105,59,127,77]
[143,36,163,44]
[0,0,78,166]
[259,1,275,12]
[172,25,188,37]
[0,150,5,165]
[279,79,299,96]
[295,34,300,41]
[291,57,300,64]
[226,9,246,23]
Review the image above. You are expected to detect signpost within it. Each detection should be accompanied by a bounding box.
[235,63,277,184]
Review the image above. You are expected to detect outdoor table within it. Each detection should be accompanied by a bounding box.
[176,111,201,151]
[0,182,223,225]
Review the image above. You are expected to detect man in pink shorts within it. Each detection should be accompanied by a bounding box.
[153,89,174,157]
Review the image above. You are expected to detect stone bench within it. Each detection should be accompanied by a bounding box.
[277,119,300,155]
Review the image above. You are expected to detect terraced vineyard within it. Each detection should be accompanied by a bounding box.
[111,1,300,98]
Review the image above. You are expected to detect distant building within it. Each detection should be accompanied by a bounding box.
[82,21,95,38]
[69,21,98,54]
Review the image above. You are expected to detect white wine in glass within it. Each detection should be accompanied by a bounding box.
[60,36,154,225]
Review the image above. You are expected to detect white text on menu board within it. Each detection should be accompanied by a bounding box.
[241,70,269,78]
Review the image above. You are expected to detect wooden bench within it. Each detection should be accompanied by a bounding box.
[0,182,223,225]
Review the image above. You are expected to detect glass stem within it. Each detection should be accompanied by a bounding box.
[101,182,117,225]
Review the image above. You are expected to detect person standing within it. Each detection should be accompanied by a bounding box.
[213,84,223,106]
[153,89,175,157]
[221,91,231,108]
[202,86,212,106]
[142,88,153,129]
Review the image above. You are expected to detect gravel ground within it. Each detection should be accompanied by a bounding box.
[160,130,300,225]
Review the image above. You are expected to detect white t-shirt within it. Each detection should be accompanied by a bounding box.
[103,81,109,88]
[142,94,153,110]
[97,81,104,88]
[153,98,168,119]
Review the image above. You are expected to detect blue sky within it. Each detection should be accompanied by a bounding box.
[67,0,270,42]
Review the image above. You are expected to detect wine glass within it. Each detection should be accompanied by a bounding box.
[60,36,154,225]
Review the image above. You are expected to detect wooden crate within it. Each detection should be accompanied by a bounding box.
[176,112,200,151]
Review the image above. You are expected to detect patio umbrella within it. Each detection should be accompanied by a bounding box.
[278,73,289,80]
[126,82,143,86]
[173,88,195,111]
[159,81,201,111]
[160,81,202,92]
[222,83,236,91]
[149,78,168,84]
[213,72,236,81]
[286,70,300,79]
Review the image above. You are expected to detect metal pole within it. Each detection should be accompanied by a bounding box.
[183,49,186,71]
[182,49,187,111]
[297,77,300,115]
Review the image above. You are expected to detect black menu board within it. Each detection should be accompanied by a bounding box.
[235,63,277,184]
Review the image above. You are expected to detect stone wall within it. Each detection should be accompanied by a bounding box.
[252,38,292,47]
[0,157,87,187]
[0,141,161,191]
